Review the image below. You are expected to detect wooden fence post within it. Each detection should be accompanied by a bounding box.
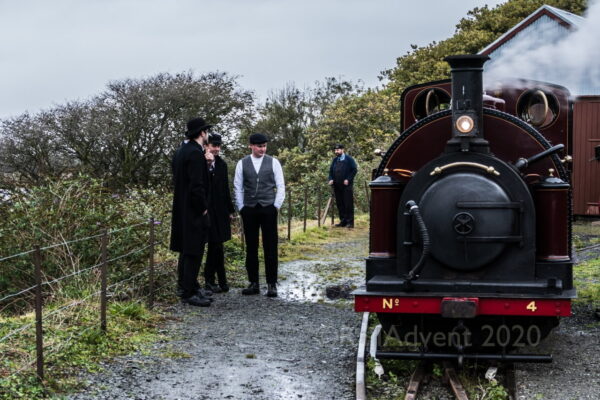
[317,186,322,227]
[100,230,108,332]
[330,192,335,225]
[33,246,44,382]
[148,218,155,310]
[303,187,308,232]
[287,190,292,240]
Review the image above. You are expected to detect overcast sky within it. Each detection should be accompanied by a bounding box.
[0,0,505,119]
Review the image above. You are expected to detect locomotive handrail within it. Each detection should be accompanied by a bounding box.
[392,168,414,178]
[430,162,500,176]
[514,144,565,170]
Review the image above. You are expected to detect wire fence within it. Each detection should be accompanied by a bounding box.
[0,218,167,384]
[274,183,370,241]
[0,182,370,389]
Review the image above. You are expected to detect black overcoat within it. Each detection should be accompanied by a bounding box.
[208,156,235,243]
[169,140,210,255]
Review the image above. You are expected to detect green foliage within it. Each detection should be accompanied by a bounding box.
[574,257,600,306]
[310,89,399,161]
[0,300,163,399]
[573,221,600,249]
[0,175,171,312]
[0,71,255,190]
[237,78,357,158]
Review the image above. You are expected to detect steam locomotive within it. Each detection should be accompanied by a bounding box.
[354,55,575,362]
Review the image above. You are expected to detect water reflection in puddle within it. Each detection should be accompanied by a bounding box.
[278,258,364,303]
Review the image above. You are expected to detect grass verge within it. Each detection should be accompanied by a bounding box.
[0,299,165,399]
[278,214,368,262]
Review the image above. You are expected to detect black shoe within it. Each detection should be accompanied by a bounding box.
[242,282,260,295]
[334,222,347,227]
[182,294,211,307]
[219,283,230,293]
[266,284,278,298]
[195,288,214,301]
[346,224,354,229]
[205,283,222,294]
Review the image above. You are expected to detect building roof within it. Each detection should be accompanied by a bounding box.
[479,4,597,95]
[480,5,584,55]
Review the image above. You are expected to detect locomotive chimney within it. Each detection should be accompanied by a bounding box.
[444,54,490,153]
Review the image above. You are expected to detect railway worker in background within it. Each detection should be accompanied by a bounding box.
[234,133,285,297]
[328,143,357,228]
[203,133,235,293]
[170,117,213,307]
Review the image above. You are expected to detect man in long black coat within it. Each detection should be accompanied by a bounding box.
[328,143,357,228]
[170,117,213,307]
[203,134,235,293]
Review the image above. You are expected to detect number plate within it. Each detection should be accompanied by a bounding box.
[441,297,479,318]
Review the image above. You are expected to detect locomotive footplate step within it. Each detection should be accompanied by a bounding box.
[376,351,552,363]
[365,275,564,294]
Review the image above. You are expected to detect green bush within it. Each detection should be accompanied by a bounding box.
[0,175,172,313]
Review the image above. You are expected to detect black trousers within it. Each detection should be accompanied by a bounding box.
[177,248,205,298]
[333,184,354,225]
[203,241,227,285]
[241,204,278,284]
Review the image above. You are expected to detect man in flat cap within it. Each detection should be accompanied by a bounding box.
[328,143,357,228]
[170,117,214,307]
[234,133,285,297]
[203,133,235,293]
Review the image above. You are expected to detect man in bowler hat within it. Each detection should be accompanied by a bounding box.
[170,117,214,307]
[203,133,235,293]
[234,133,285,297]
[328,144,357,228]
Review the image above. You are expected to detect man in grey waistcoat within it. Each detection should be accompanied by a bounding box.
[233,133,285,297]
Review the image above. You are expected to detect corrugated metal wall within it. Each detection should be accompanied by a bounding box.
[573,99,600,215]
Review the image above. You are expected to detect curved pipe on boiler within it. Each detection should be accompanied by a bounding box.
[405,200,430,281]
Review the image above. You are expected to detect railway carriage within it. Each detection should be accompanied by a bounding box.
[354,54,575,362]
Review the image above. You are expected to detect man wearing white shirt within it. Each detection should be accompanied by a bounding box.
[234,133,285,297]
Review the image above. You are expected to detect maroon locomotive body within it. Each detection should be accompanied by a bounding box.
[354,55,575,361]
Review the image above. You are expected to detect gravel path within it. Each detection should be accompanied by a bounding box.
[515,303,600,400]
[69,236,366,400]
[70,295,360,400]
[515,243,600,400]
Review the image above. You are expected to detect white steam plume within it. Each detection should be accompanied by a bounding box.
[483,1,600,96]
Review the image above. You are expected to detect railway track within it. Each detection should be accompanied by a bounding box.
[402,361,518,400]
[356,312,519,400]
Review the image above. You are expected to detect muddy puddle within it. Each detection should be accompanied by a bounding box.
[278,257,365,303]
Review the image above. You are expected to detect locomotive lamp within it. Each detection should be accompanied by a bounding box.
[455,115,474,134]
